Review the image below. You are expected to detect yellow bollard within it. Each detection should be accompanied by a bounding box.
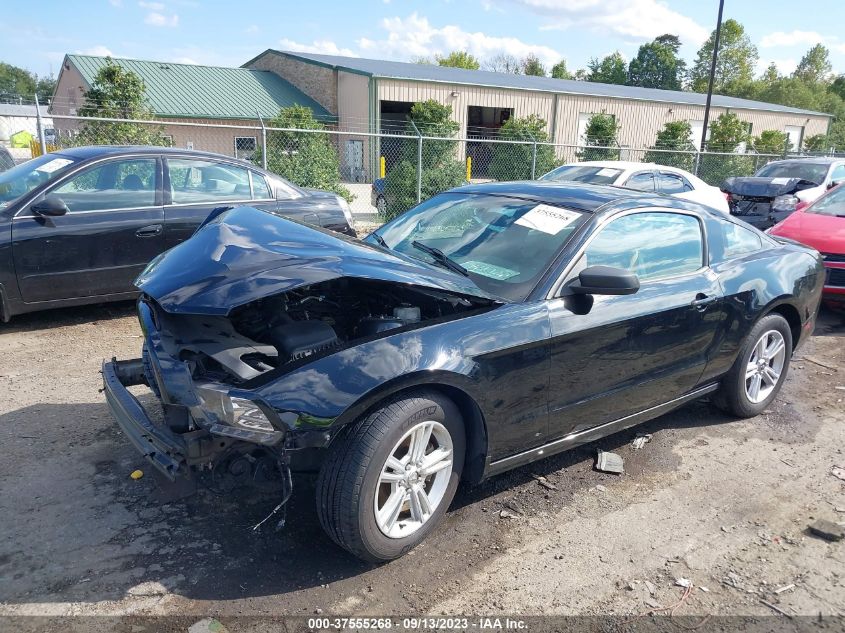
[466,156,472,182]
[380,156,386,179]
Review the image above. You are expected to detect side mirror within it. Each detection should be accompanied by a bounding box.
[31,195,69,217]
[828,180,843,190]
[570,265,640,296]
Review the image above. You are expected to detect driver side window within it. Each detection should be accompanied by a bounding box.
[52,158,157,212]
[573,212,703,284]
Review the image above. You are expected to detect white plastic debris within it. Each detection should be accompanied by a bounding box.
[595,450,624,474]
[675,578,693,588]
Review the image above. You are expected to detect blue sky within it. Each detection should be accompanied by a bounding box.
[2,0,844,79]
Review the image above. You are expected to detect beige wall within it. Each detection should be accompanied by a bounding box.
[51,62,87,118]
[374,78,830,152]
[247,52,338,114]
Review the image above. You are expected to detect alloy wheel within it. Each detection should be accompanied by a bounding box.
[745,329,786,404]
[374,420,453,539]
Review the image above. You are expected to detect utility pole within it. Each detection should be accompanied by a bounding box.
[699,0,725,158]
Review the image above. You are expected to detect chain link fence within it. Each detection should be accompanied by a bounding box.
[3,109,843,227]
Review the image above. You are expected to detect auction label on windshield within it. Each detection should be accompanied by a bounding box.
[516,204,580,235]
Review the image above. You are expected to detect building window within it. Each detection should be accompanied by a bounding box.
[235,136,257,160]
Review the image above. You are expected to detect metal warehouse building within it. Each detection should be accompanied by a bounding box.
[245,49,832,153]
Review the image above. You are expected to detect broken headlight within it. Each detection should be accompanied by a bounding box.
[196,386,277,434]
[336,194,354,227]
[771,195,799,212]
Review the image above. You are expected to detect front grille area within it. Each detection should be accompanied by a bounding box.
[827,267,845,287]
[822,252,845,263]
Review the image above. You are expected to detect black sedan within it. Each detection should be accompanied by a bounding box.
[0,146,355,321]
[103,181,824,562]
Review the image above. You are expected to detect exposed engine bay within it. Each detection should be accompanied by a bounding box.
[151,278,495,384]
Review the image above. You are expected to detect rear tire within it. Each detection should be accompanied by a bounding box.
[713,313,792,418]
[316,391,465,562]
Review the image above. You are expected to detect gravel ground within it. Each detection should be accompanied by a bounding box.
[0,302,843,623]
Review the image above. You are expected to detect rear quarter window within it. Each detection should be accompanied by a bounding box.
[717,221,764,261]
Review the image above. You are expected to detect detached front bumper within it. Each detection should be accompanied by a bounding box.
[102,358,187,480]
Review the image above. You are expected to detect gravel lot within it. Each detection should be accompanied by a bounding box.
[1,302,843,622]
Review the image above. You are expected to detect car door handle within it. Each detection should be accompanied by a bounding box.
[136,224,163,238]
[691,293,717,310]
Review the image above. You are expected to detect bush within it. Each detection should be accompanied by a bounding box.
[752,130,791,155]
[643,120,696,171]
[489,115,555,181]
[381,100,464,220]
[577,113,620,161]
[261,105,352,202]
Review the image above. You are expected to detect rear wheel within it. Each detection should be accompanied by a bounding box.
[316,391,465,562]
[714,313,792,417]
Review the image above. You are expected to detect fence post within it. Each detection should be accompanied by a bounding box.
[34,93,47,156]
[783,137,789,159]
[693,149,702,177]
[530,140,538,180]
[256,110,267,170]
[411,120,422,204]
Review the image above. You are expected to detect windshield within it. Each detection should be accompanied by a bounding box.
[755,161,828,185]
[368,193,587,301]
[0,154,78,209]
[808,185,845,217]
[539,165,623,185]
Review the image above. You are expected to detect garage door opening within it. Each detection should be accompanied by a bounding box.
[467,106,512,178]
[380,101,414,172]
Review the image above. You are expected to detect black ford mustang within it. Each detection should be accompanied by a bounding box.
[0,146,355,321]
[103,181,824,562]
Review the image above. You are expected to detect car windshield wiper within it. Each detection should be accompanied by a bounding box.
[370,232,390,250]
[411,240,469,277]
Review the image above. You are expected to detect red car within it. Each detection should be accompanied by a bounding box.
[769,184,845,306]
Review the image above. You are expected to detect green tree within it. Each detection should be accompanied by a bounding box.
[73,58,169,146]
[698,112,755,186]
[550,59,572,80]
[802,133,829,152]
[761,62,780,85]
[587,52,627,85]
[436,51,480,70]
[690,19,758,93]
[521,54,546,77]
[578,113,620,160]
[261,105,352,202]
[627,37,686,90]
[382,100,464,219]
[793,44,832,83]
[829,75,845,100]
[0,61,36,99]
[753,130,791,155]
[643,120,696,170]
[488,115,555,181]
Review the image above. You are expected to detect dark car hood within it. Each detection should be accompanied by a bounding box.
[135,206,500,315]
[721,176,818,198]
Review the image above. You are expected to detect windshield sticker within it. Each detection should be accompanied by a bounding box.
[36,158,73,174]
[462,260,519,281]
[596,168,619,178]
[515,204,580,235]
[770,177,791,185]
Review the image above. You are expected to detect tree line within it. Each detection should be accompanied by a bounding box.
[420,19,845,150]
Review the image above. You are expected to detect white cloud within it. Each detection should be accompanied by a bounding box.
[756,57,798,76]
[108,0,123,6]
[499,0,709,45]
[356,13,562,68]
[760,30,826,48]
[144,11,179,27]
[138,0,165,9]
[278,38,358,57]
[77,45,116,57]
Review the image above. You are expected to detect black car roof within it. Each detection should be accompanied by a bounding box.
[54,145,248,163]
[449,180,717,216]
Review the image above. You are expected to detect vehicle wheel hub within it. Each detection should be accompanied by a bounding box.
[745,329,786,404]
[374,420,454,539]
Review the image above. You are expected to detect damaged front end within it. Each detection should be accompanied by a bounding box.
[102,206,498,500]
[721,176,818,230]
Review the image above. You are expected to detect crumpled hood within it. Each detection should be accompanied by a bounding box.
[136,206,500,315]
[721,176,818,199]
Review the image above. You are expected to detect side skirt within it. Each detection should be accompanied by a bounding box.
[483,383,720,479]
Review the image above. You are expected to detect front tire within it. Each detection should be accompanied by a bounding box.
[316,391,465,562]
[714,313,792,417]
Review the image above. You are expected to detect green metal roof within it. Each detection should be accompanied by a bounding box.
[66,54,333,120]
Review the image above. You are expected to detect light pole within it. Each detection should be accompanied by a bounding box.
[699,0,725,157]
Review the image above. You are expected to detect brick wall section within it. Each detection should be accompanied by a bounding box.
[247,52,338,115]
